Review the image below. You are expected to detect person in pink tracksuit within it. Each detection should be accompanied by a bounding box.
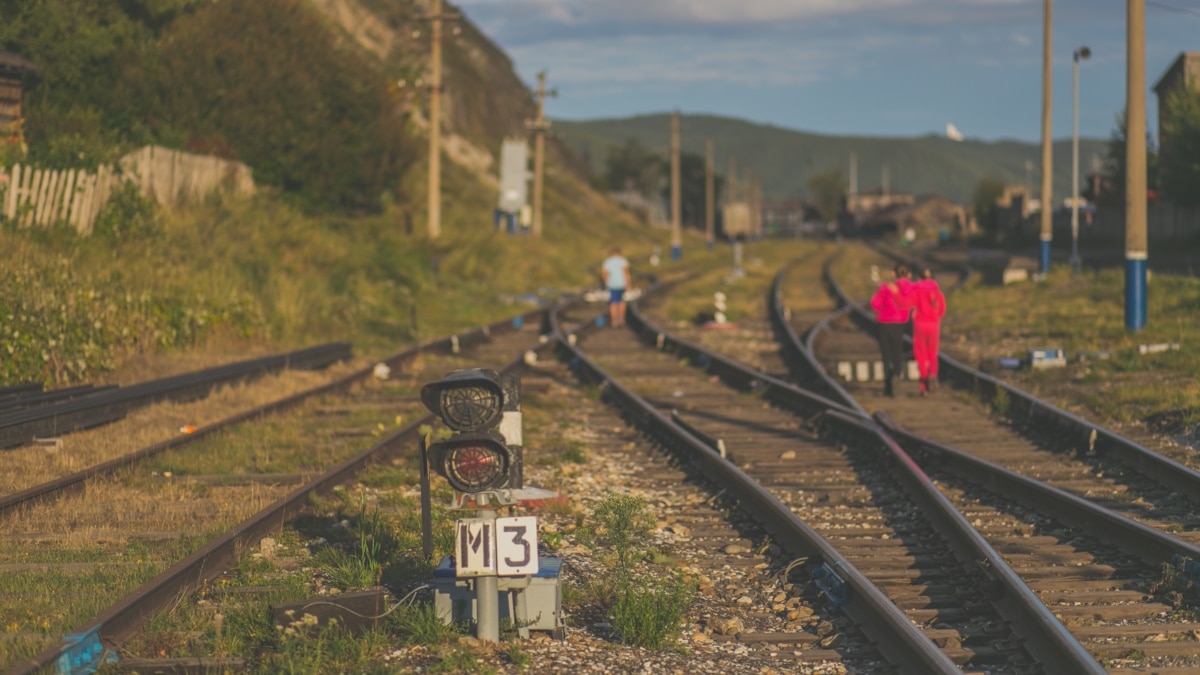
[870,264,913,397]
[905,268,946,396]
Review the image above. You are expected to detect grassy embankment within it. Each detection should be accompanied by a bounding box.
[0,162,691,388]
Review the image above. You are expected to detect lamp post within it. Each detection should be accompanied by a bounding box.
[1070,46,1091,275]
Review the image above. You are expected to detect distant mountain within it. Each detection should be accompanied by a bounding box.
[554,114,1111,205]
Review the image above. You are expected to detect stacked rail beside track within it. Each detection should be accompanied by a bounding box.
[0,342,355,450]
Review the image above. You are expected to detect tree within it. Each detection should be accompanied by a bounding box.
[1159,87,1200,206]
[603,138,664,197]
[1089,111,1159,207]
[807,169,845,222]
[971,176,1005,239]
[657,152,722,229]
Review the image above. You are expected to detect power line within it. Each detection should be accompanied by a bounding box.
[1147,1,1200,17]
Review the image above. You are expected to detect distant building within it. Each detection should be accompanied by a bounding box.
[1153,52,1200,142]
[856,195,967,239]
[1152,51,1200,190]
[847,188,915,214]
[0,53,40,131]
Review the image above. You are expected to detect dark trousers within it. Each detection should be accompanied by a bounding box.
[877,323,906,386]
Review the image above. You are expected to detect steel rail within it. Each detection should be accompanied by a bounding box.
[822,248,1200,502]
[0,343,355,450]
[631,289,1105,674]
[554,302,961,674]
[7,305,560,675]
[875,411,1200,567]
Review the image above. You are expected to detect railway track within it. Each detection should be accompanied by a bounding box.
[789,243,1200,672]
[11,240,1198,673]
[626,242,1200,672]
[1,307,555,674]
[559,283,1101,671]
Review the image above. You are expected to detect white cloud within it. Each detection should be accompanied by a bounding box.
[508,33,840,88]
[1012,33,1032,46]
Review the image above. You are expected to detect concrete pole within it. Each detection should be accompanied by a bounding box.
[427,0,443,239]
[475,509,500,642]
[532,71,548,238]
[1125,0,1148,330]
[1070,50,1084,275]
[1039,0,1053,274]
[849,152,858,197]
[705,137,714,249]
[727,157,738,203]
[670,110,682,260]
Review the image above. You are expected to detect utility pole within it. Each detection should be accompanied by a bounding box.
[728,157,738,203]
[1125,0,1148,330]
[423,0,459,240]
[670,110,682,260]
[529,71,555,238]
[849,152,858,197]
[882,165,890,197]
[1039,0,1054,275]
[705,138,715,249]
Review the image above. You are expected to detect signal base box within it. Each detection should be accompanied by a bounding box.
[432,556,565,638]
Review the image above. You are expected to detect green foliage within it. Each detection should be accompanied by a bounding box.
[397,603,461,646]
[1093,110,1160,207]
[807,168,845,222]
[0,241,264,385]
[603,137,664,195]
[579,492,656,572]
[504,643,532,669]
[92,180,160,241]
[610,571,693,649]
[1160,88,1200,206]
[971,176,1006,238]
[2,0,417,211]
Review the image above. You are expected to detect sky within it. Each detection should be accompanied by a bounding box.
[455,0,1200,143]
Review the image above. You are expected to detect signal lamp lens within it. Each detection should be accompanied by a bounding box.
[439,385,502,430]
[445,442,507,492]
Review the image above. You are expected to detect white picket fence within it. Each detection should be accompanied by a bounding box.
[1,163,117,234]
[0,146,255,235]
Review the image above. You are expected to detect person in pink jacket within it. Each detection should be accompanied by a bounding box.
[905,268,946,396]
[869,263,913,397]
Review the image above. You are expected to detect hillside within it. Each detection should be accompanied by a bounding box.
[556,114,1111,205]
[0,0,668,386]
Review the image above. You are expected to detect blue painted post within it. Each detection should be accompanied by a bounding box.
[1039,237,1052,275]
[671,243,681,261]
[1125,256,1146,330]
[1124,0,1148,331]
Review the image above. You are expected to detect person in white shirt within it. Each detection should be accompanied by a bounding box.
[600,246,631,328]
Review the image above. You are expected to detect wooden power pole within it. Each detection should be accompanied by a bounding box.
[1125,0,1148,330]
[705,138,714,249]
[670,110,682,260]
[424,0,458,239]
[1039,0,1054,274]
[529,71,554,238]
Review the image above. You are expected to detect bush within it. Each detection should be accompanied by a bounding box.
[579,492,656,572]
[611,572,693,649]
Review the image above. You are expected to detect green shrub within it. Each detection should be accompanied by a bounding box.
[579,492,656,572]
[611,572,693,649]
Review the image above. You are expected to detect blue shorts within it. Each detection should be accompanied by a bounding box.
[609,289,625,303]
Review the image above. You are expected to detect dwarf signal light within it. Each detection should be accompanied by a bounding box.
[431,431,509,493]
[421,369,522,494]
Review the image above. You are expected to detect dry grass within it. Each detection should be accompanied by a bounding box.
[0,357,367,496]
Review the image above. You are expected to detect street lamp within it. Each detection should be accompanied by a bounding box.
[1070,45,1091,275]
